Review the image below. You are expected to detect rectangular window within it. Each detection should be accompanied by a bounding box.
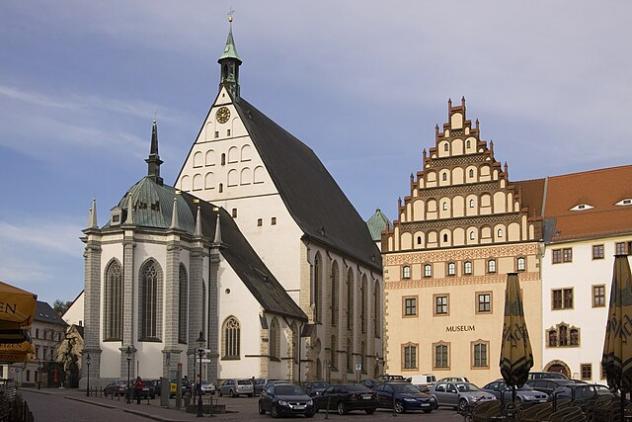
[403,297,417,317]
[592,244,605,260]
[424,264,432,277]
[563,248,573,263]
[476,292,492,313]
[271,217,277,225]
[402,344,417,370]
[580,363,592,380]
[402,265,411,279]
[257,218,263,227]
[552,288,573,310]
[472,342,488,368]
[592,285,606,307]
[616,242,630,255]
[434,295,449,315]
[227,129,231,137]
[231,208,237,218]
[214,131,219,138]
[552,249,562,264]
[433,343,449,369]
[35,329,39,339]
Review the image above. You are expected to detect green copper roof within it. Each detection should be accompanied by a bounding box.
[366,209,391,241]
[112,177,195,232]
[218,25,241,63]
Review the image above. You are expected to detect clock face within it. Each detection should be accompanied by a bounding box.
[216,106,230,124]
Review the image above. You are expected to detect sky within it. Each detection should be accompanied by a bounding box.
[1,1,631,304]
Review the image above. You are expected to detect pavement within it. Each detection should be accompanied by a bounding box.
[19,388,464,421]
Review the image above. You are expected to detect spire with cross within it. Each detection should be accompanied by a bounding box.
[218,8,242,99]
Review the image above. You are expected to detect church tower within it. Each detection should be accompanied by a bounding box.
[218,15,241,99]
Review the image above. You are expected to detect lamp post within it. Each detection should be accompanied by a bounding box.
[85,353,91,397]
[125,346,133,404]
[196,331,205,417]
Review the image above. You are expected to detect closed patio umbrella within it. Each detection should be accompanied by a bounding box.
[500,273,534,405]
[0,280,37,328]
[601,255,632,422]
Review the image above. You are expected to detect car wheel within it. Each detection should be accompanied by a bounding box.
[337,402,347,415]
[270,406,279,418]
[365,408,376,415]
[394,400,405,414]
[258,402,266,415]
[458,398,468,412]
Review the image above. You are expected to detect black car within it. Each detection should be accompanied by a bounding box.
[526,378,580,395]
[482,380,548,404]
[315,384,377,415]
[552,384,615,403]
[258,383,315,418]
[103,381,127,397]
[302,381,329,398]
[375,382,437,414]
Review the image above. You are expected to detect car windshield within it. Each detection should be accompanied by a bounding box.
[392,384,420,393]
[238,380,252,385]
[310,382,328,389]
[517,384,533,391]
[276,385,305,395]
[344,384,370,392]
[457,383,479,392]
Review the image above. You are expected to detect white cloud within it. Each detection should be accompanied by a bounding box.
[0,220,82,257]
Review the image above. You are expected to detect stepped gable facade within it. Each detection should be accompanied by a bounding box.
[382,99,544,386]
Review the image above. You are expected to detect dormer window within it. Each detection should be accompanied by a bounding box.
[616,198,632,206]
[570,203,593,211]
[111,208,122,226]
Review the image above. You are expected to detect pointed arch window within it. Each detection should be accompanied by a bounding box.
[330,335,337,370]
[346,338,353,373]
[104,260,122,341]
[222,316,241,359]
[313,253,322,323]
[346,269,353,330]
[373,280,380,338]
[269,318,280,360]
[139,259,162,341]
[331,262,339,326]
[178,264,188,344]
[360,276,367,334]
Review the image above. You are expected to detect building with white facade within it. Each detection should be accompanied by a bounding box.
[174,23,383,382]
[82,21,382,386]
[541,166,632,382]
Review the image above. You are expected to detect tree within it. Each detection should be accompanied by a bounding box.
[53,299,72,316]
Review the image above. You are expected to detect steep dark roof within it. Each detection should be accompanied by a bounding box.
[106,176,306,321]
[233,98,381,271]
[35,301,67,326]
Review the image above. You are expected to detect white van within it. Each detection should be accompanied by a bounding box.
[409,374,437,388]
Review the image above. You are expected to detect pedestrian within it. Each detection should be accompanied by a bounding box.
[251,376,256,397]
[134,376,144,404]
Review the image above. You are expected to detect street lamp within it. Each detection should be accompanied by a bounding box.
[125,346,133,404]
[196,331,205,417]
[85,352,91,397]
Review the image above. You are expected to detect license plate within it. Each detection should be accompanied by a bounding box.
[421,403,430,407]
[293,405,305,410]
[363,395,372,400]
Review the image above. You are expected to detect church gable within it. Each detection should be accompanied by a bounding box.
[176,86,277,201]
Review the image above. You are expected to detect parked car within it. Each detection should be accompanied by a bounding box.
[104,381,128,397]
[528,372,568,380]
[431,381,496,412]
[551,384,615,403]
[314,384,378,415]
[201,382,216,395]
[410,374,436,392]
[218,378,254,397]
[140,379,158,399]
[258,383,315,418]
[302,381,329,398]
[375,381,437,414]
[360,379,380,390]
[526,378,580,396]
[482,380,548,404]
[437,376,470,383]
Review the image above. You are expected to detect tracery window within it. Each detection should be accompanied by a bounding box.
[104,260,122,341]
[547,323,580,348]
[360,276,367,333]
[139,259,162,340]
[346,269,353,330]
[269,318,280,359]
[331,262,339,326]
[374,280,380,338]
[346,338,353,373]
[178,264,188,344]
[313,253,322,323]
[222,316,241,359]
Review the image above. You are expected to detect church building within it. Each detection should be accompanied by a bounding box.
[82,21,382,385]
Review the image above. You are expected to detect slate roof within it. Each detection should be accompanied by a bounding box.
[542,165,632,242]
[35,301,67,326]
[105,177,306,321]
[233,97,382,271]
[366,209,391,242]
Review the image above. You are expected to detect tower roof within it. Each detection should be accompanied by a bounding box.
[366,209,391,242]
[218,22,241,63]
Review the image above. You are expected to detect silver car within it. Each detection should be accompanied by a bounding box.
[431,382,496,412]
[482,380,548,404]
[218,379,254,397]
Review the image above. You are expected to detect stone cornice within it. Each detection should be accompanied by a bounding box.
[385,271,539,289]
[383,242,539,264]
[399,212,524,233]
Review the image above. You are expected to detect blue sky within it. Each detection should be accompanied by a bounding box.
[1,1,631,304]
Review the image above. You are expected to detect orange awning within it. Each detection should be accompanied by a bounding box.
[0,280,37,328]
